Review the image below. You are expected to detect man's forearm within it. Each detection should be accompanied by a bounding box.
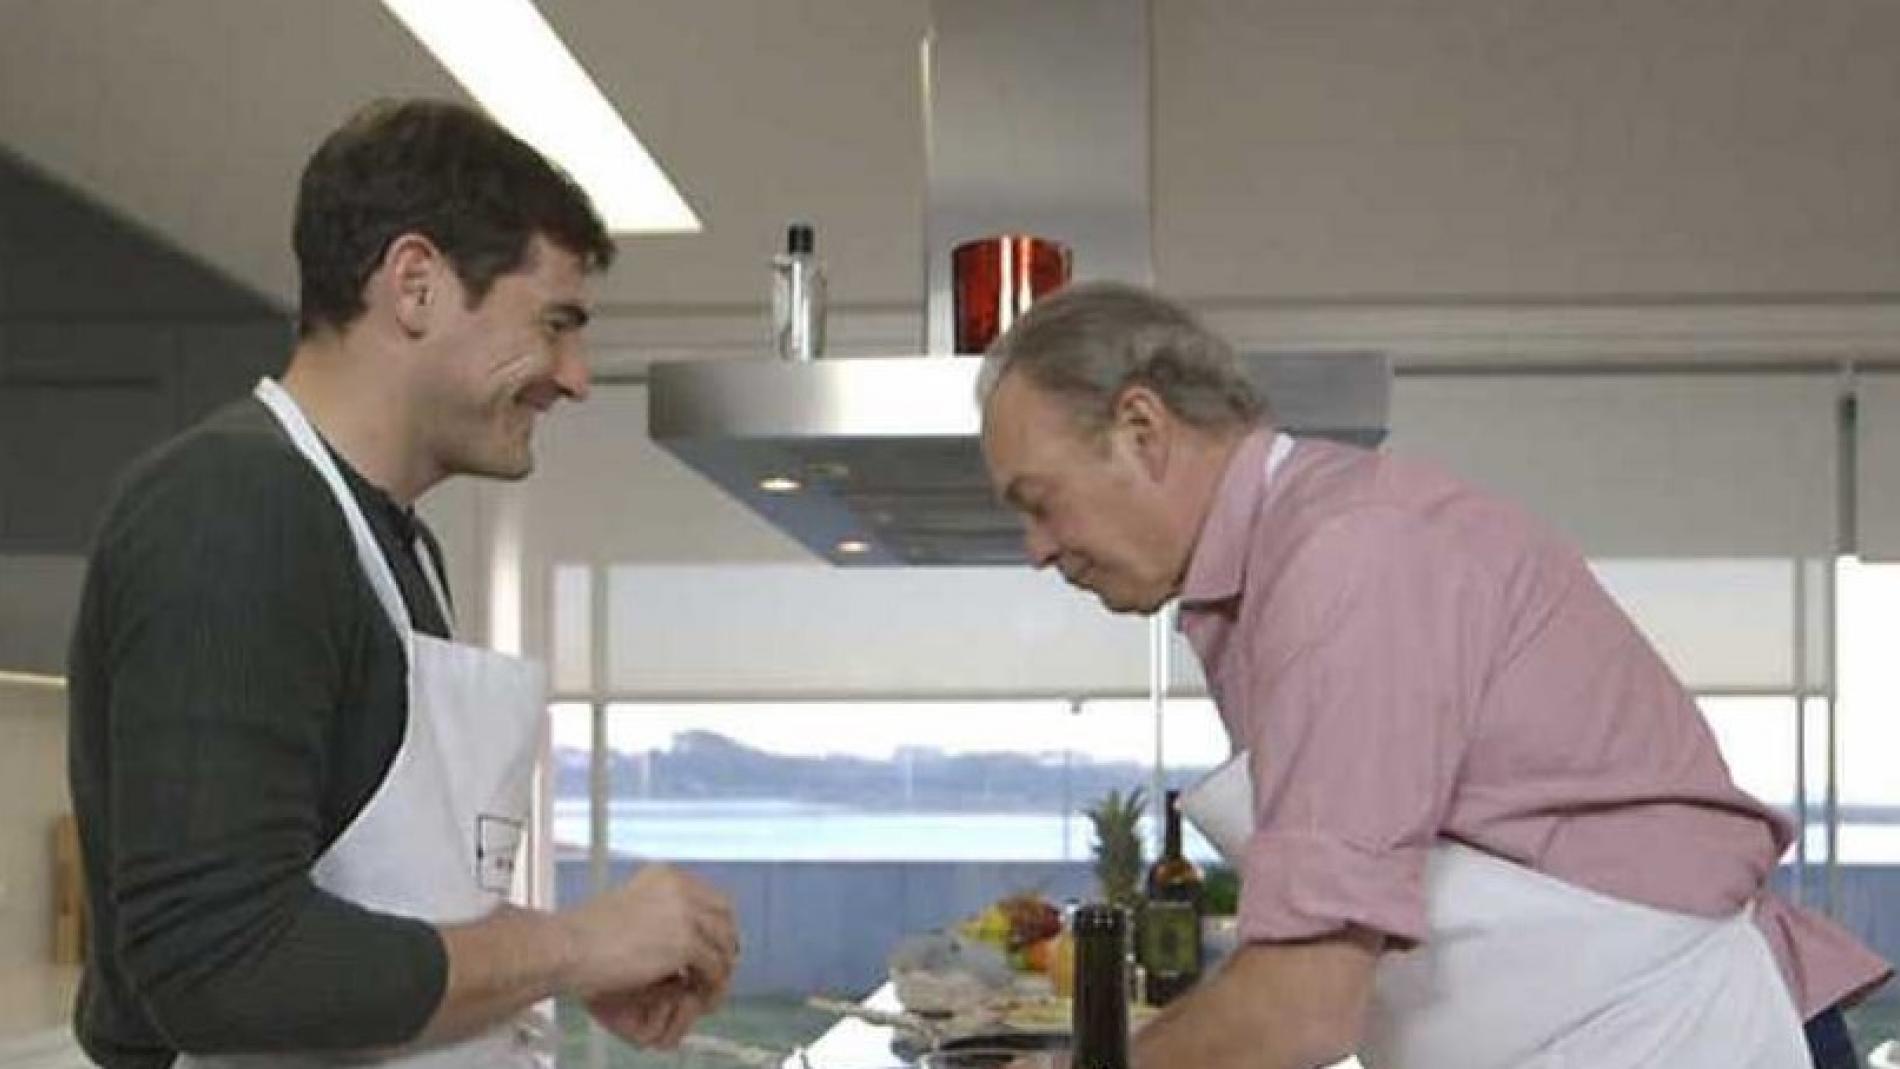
[1131,930,1381,1069]
[415,904,576,1046]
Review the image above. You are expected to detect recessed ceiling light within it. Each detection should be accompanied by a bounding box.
[835,539,872,555]
[380,0,700,234]
[758,476,803,494]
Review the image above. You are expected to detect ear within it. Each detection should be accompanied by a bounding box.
[1109,383,1174,480]
[376,233,448,338]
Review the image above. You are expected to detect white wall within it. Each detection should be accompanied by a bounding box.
[1154,0,1900,302]
[416,476,495,649]
[0,675,74,1034]
[5,2,1899,317]
[508,383,807,664]
[1386,371,1841,557]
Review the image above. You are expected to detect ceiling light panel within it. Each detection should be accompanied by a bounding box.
[381,0,700,234]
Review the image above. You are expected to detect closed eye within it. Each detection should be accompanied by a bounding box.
[542,302,590,336]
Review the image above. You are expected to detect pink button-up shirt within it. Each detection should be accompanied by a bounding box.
[1177,430,1890,1018]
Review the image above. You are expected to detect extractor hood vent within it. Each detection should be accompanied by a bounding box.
[650,351,1389,565]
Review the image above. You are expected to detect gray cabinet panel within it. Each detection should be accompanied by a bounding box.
[173,320,290,426]
[0,150,280,321]
[3,322,170,385]
[1858,372,1900,562]
[0,328,7,535]
[1,325,176,551]
[0,150,288,553]
[0,382,172,551]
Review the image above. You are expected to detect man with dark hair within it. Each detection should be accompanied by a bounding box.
[979,281,1890,1069]
[68,98,738,1067]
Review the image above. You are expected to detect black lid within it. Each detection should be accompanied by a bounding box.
[786,222,814,255]
[1073,903,1125,936]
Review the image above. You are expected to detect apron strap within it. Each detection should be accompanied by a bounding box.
[413,534,456,638]
[253,377,415,640]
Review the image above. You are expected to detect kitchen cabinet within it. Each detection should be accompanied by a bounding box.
[0,319,286,553]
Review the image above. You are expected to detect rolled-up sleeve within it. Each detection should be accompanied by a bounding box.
[1233,506,1497,947]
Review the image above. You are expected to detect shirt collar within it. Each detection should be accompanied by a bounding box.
[1178,428,1278,606]
[325,440,420,545]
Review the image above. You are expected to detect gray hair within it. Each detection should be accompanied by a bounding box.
[975,281,1267,437]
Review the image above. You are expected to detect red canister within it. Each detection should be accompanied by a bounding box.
[952,234,1072,354]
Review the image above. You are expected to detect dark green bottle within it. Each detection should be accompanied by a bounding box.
[1139,789,1204,1006]
[1071,903,1129,1069]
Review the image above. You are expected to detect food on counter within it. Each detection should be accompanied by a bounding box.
[893,893,1084,1028]
[1047,930,1076,997]
[890,930,1012,982]
[958,892,1062,953]
[1085,788,1147,908]
[953,891,1072,978]
[957,904,1012,951]
[998,893,1063,948]
[888,931,1014,1016]
[997,994,1160,1034]
[1022,935,1057,974]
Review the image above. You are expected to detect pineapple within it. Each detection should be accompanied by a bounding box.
[1085,787,1148,909]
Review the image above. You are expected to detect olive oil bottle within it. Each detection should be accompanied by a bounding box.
[1138,789,1204,1006]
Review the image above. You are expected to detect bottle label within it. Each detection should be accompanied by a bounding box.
[1139,901,1199,975]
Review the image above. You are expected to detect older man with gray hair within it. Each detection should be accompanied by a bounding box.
[977,281,1888,1069]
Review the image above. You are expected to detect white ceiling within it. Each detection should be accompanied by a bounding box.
[4,0,1900,331]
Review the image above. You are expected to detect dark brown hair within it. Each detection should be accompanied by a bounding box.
[293,98,615,337]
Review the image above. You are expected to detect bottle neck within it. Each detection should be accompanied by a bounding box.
[1163,793,1183,860]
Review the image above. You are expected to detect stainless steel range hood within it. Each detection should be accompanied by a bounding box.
[647,0,1391,565]
[650,352,1388,565]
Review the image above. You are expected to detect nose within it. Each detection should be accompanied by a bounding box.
[1023,523,1060,569]
[552,340,591,402]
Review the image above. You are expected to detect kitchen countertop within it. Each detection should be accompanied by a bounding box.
[0,972,1366,1068]
[794,984,911,1069]
[789,983,1364,1069]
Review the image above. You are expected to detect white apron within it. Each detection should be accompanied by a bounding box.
[1185,754,1812,1069]
[179,379,549,1068]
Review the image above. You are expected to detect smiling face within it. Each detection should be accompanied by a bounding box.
[980,369,1191,615]
[415,233,593,482]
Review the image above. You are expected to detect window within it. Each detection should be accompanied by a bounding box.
[551,697,1231,864]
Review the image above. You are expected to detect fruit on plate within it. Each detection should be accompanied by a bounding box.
[1022,935,1058,974]
[996,893,1062,949]
[957,904,1013,951]
[958,892,1062,955]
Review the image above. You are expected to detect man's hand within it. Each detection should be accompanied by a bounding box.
[556,863,740,999]
[421,865,739,1048]
[586,976,711,1049]
[1129,929,1380,1069]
